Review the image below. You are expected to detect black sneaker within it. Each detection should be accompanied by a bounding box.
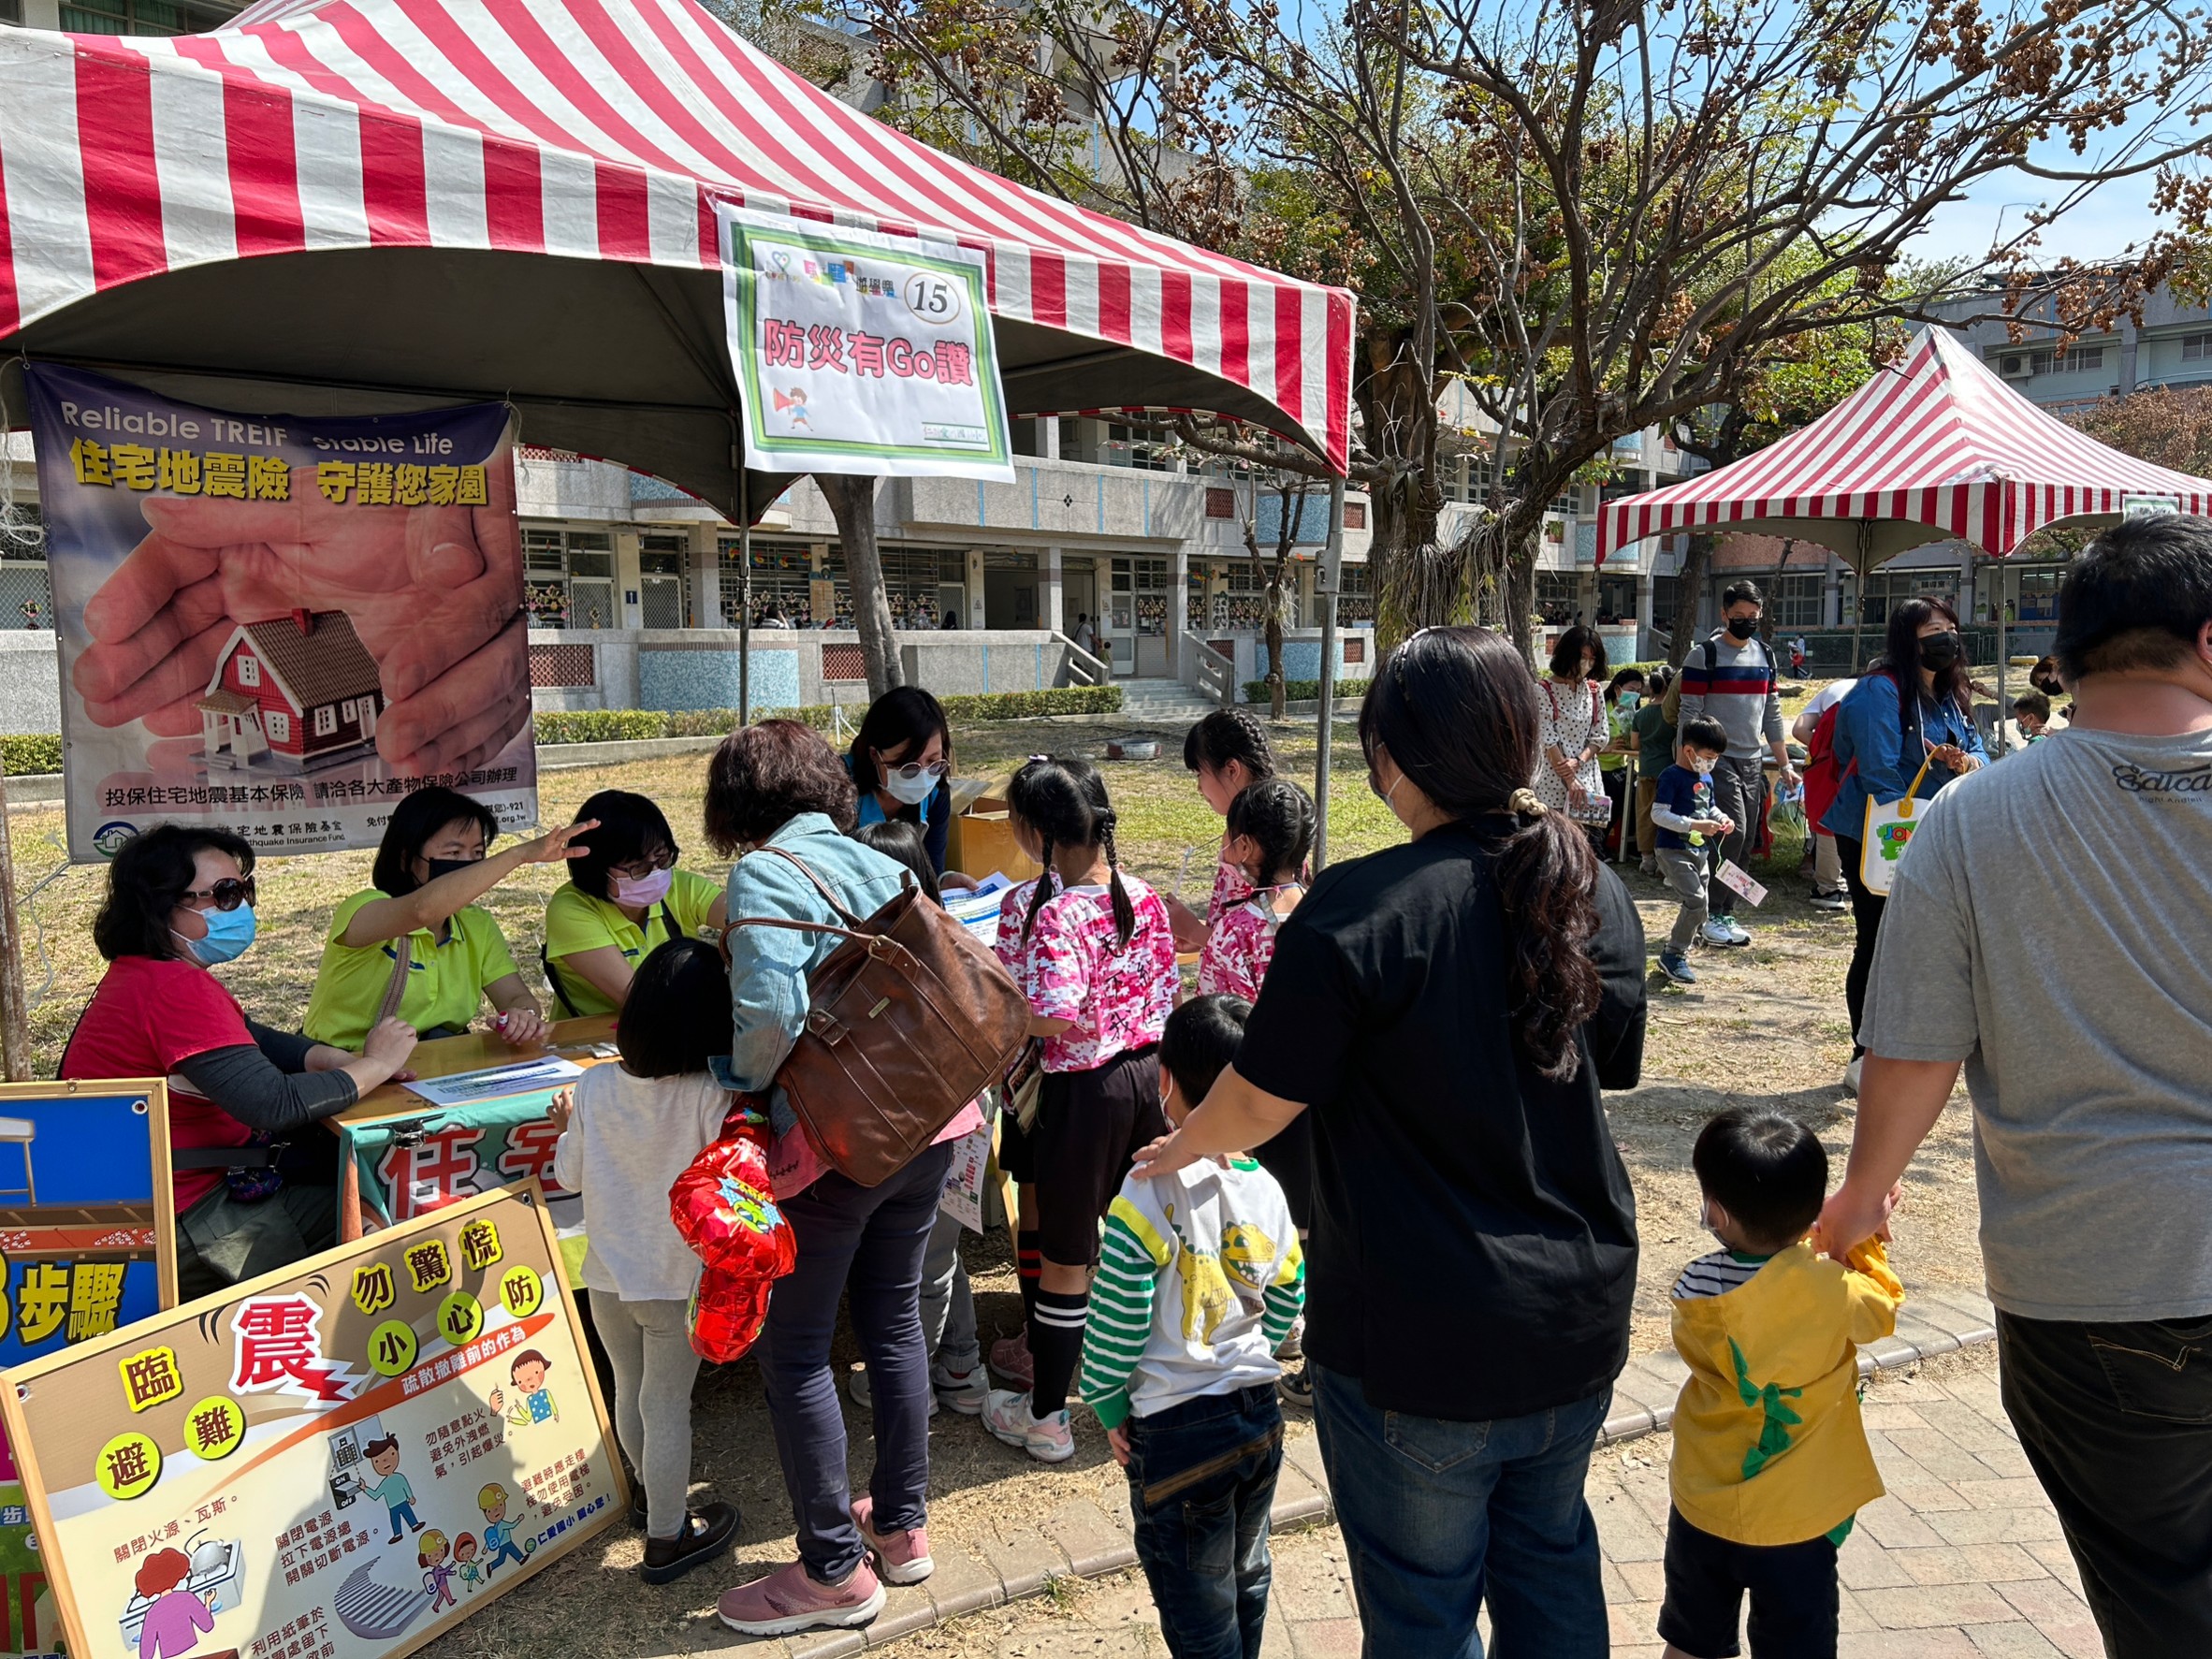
[640,1503,739,1586]
[1277,1364,1314,1410]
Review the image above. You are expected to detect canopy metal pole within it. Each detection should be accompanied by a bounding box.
[1314,476,1346,872]
[1849,520,1872,674]
[1994,556,2009,757]
[738,468,752,726]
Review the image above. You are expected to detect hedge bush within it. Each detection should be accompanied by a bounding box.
[533,686,1125,745]
[0,734,62,776]
[1243,678,1363,704]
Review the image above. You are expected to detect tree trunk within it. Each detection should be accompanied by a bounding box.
[1372,469,1459,647]
[1264,575,1288,721]
[815,473,904,700]
[1667,535,1715,667]
[1464,503,1546,661]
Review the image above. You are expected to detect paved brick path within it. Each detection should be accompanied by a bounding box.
[858,1346,2107,1659]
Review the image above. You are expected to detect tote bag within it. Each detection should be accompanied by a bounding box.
[1858,756,1936,896]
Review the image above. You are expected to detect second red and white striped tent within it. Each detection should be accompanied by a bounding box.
[1597,327,2212,570]
[0,0,1355,509]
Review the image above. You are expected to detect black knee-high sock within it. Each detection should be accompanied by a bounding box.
[1028,1287,1089,1417]
[1016,1229,1042,1321]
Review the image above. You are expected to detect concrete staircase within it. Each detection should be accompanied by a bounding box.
[1112,677,1228,724]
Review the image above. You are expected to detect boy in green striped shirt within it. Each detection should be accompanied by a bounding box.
[1081,994,1304,1658]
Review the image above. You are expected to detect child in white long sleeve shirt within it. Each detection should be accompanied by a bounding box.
[549,937,738,1586]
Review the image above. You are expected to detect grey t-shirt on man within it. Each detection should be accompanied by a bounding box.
[1862,723,2212,1323]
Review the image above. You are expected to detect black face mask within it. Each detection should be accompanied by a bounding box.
[1726,616,1758,640]
[1919,632,1960,671]
[425,855,482,882]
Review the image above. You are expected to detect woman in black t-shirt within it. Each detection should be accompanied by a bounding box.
[1133,626,1646,1658]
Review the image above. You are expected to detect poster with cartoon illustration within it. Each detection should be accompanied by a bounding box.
[720,206,1014,482]
[0,1185,621,1659]
[0,1079,179,1659]
[24,363,537,864]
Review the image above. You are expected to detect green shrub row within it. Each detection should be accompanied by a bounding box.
[533,686,1125,746]
[1243,678,1364,704]
[1,734,62,776]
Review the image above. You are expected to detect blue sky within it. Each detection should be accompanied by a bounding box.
[1915,164,2162,269]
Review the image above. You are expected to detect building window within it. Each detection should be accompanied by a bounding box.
[313,705,338,737]
[2031,345,2103,374]
[1345,502,1366,530]
[237,655,260,688]
[524,529,618,630]
[1772,574,1824,629]
[1205,488,1236,519]
[59,0,232,32]
[266,711,289,744]
[0,0,21,22]
[1106,424,1171,472]
[1343,636,1366,664]
[2185,333,2212,363]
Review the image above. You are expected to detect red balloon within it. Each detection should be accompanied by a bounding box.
[668,1101,799,1362]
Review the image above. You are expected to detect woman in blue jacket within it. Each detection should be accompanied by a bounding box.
[1824,596,1986,1089]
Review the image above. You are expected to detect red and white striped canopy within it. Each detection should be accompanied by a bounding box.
[1597,327,2212,565]
[0,0,1353,472]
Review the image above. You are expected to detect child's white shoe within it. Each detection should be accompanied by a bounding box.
[982,1390,1074,1463]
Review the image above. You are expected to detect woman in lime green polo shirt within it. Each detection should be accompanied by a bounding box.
[305,787,595,1049]
[542,790,727,1017]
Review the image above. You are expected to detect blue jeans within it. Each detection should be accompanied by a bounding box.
[756,1142,954,1582]
[1124,1385,1284,1659]
[1313,1364,1610,1659]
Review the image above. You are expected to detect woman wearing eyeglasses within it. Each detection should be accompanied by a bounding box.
[61,823,420,1298]
[845,687,974,887]
[543,790,729,1017]
[304,787,594,1052]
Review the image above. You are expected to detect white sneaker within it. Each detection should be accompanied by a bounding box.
[1699,920,1737,948]
[1843,1055,1863,1096]
[981,1390,1075,1463]
[1719,919,1752,945]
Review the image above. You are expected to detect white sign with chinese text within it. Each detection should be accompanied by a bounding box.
[720,207,1013,481]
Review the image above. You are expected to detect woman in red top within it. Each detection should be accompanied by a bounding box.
[61,823,416,1299]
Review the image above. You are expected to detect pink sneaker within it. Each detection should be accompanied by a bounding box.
[851,1494,934,1585]
[989,1329,1033,1390]
[717,1559,885,1637]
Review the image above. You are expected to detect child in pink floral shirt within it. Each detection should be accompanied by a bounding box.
[1198,778,1316,1003]
[982,757,1177,1464]
[1164,709,1278,953]
[989,866,1056,1384]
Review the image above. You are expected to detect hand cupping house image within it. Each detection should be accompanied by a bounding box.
[25,364,538,861]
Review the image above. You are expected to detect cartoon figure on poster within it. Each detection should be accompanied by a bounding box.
[487,1349,559,1428]
[118,1534,244,1659]
[451,1533,483,1594]
[23,362,538,863]
[351,1436,424,1542]
[474,1484,534,1578]
[417,1532,456,1613]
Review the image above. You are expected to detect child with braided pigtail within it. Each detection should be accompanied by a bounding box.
[982,757,1177,1463]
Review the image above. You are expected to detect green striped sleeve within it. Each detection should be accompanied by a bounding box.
[1081,1213,1161,1430]
[1261,1249,1306,1351]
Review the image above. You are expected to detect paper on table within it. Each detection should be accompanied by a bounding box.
[403,1055,585,1107]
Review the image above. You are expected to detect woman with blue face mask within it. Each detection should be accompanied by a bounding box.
[543,790,729,1017]
[845,687,972,887]
[61,823,420,1299]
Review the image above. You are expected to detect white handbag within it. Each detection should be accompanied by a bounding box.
[1857,756,1936,896]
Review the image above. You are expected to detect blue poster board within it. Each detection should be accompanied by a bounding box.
[0,1078,176,1659]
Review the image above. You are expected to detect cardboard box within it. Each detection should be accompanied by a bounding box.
[948,791,1043,883]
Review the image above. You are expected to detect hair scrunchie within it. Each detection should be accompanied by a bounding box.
[1507,787,1549,819]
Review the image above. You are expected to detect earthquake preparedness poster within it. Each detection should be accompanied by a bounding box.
[1,1185,620,1659]
[25,364,537,863]
[720,206,1013,481]
[0,1079,179,1659]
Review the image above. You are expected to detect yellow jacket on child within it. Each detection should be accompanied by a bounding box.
[1670,1240,1903,1547]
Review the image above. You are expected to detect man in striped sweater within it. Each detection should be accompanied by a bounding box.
[1676,580,1800,945]
[1081,994,1305,1659]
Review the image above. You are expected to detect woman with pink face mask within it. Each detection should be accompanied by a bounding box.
[543,790,729,1017]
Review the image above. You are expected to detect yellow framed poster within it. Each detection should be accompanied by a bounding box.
[0,1183,623,1659]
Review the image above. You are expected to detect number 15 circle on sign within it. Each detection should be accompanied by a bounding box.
[903,271,961,325]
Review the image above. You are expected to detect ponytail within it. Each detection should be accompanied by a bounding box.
[1021,829,1055,944]
[1099,811,1135,950]
[1492,789,1602,1081]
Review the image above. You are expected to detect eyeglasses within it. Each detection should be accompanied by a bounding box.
[612,846,679,877]
[877,752,949,782]
[180,876,256,911]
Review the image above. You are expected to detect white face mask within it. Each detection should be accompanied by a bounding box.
[880,766,939,807]
[1693,760,1716,778]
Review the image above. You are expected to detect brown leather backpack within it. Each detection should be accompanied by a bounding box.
[729,846,1029,1187]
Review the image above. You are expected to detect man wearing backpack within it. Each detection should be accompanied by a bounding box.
[1674,582,1799,945]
